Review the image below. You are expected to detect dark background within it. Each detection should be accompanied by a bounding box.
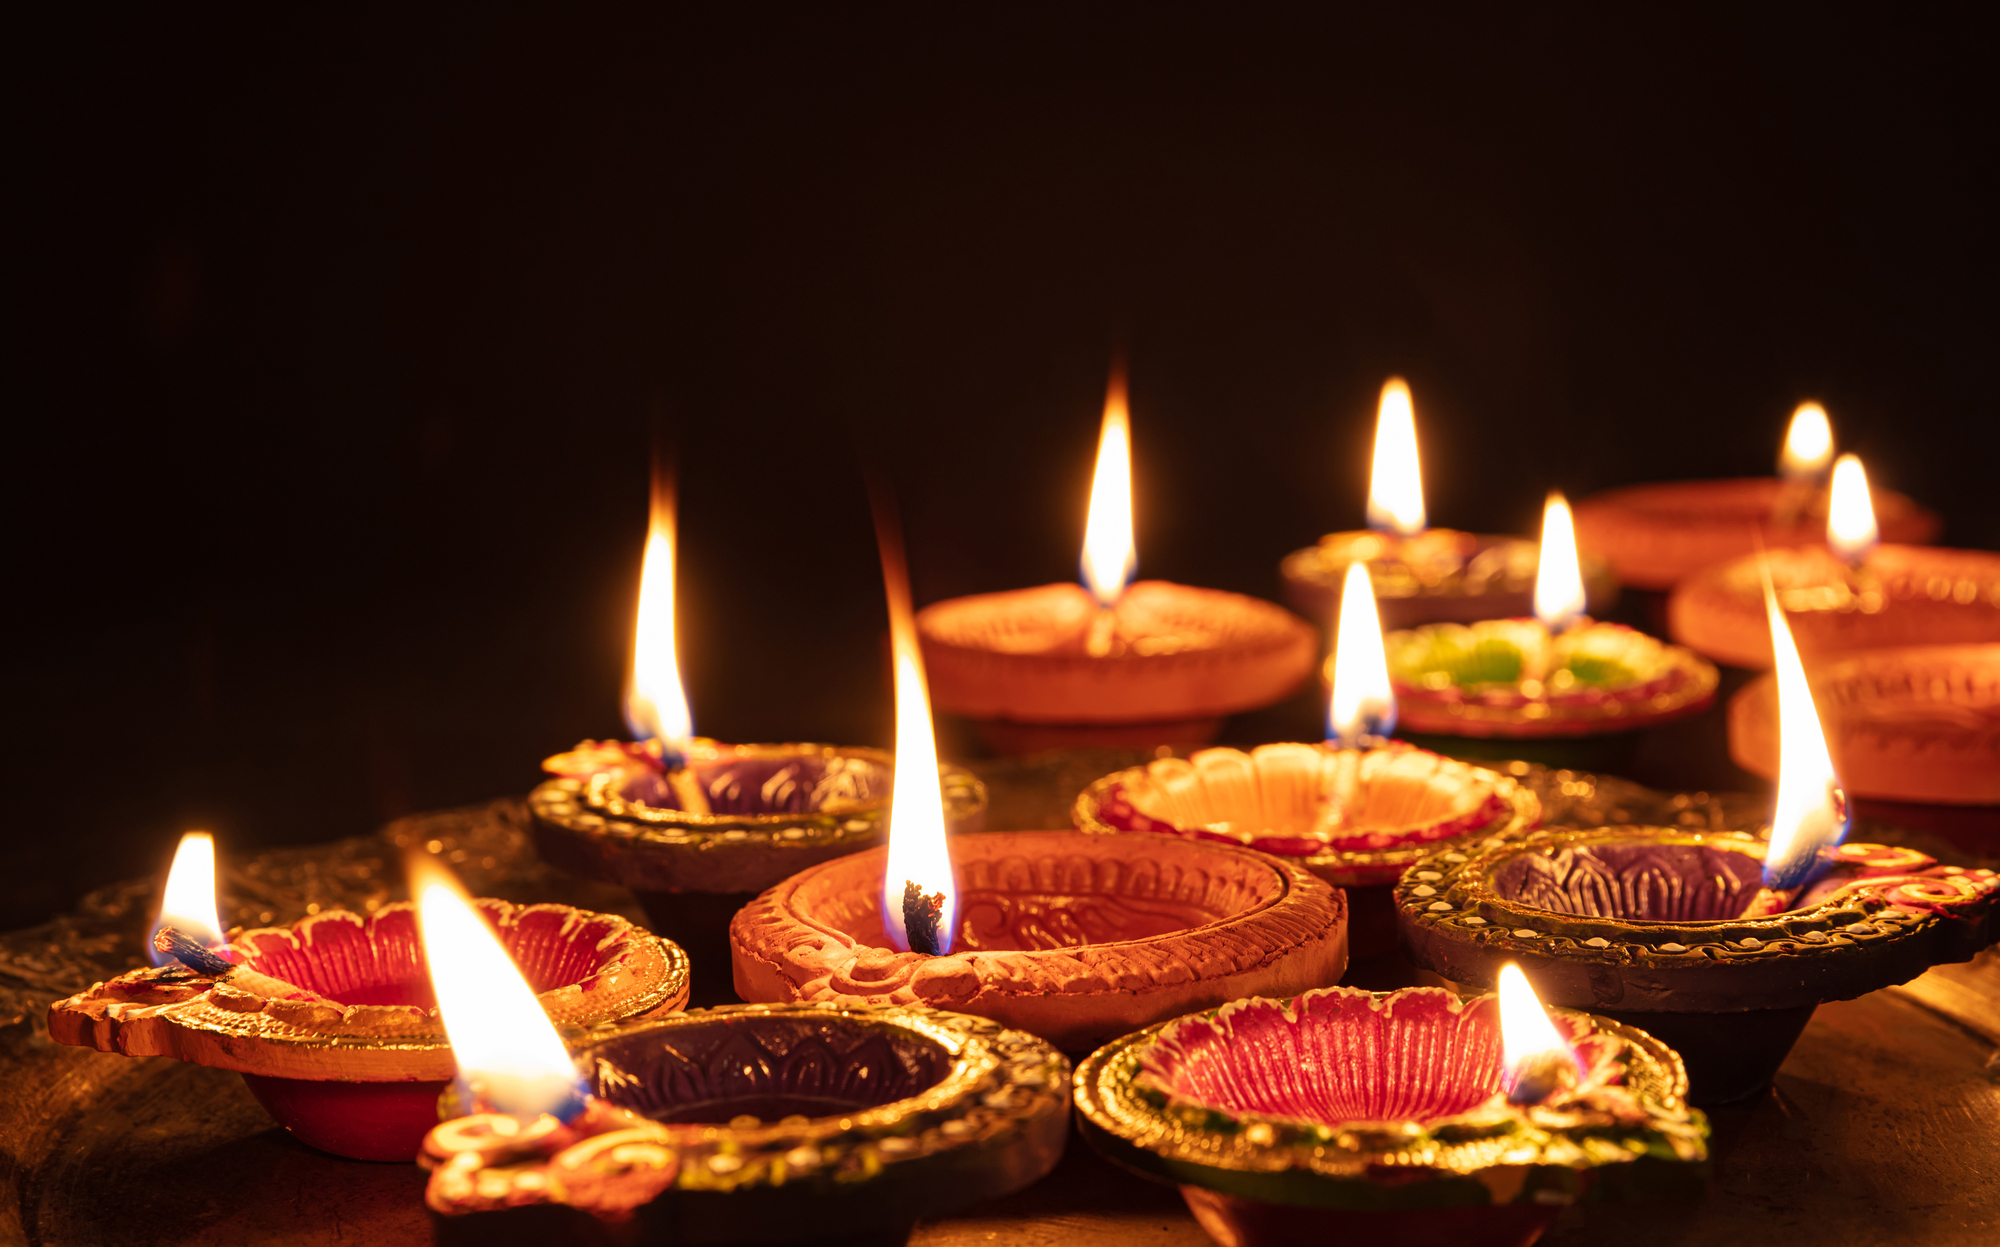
[9,7,1995,929]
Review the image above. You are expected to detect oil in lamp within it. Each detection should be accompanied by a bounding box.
[48,831,687,1160]
[529,469,985,1002]
[1072,559,1541,980]
[416,847,1073,1244]
[730,502,1350,1051]
[1395,576,2000,1104]
[1384,491,1719,767]
[1074,967,1708,1247]
[1280,377,1617,629]
[916,366,1318,754]
[1575,401,1939,593]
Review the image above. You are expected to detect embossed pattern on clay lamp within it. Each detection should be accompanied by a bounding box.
[48,898,688,1161]
[729,830,1349,1052]
[1074,984,1708,1247]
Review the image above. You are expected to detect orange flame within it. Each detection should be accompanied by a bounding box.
[1081,369,1136,607]
[1762,572,1849,888]
[1327,561,1396,746]
[149,831,225,967]
[625,473,693,753]
[1826,453,1878,567]
[1532,491,1586,632]
[1497,963,1577,1102]
[1779,402,1834,481]
[1366,378,1425,537]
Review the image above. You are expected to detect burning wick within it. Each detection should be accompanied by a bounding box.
[1826,453,1878,571]
[1497,963,1579,1106]
[901,881,947,956]
[1773,402,1835,529]
[1532,491,1587,636]
[626,460,709,815]
[1756,564,1851,895]
[1366,377,1425,539]
[152,925,338,1003]
[1081,366,1137,656]
[1326,560,1397,748]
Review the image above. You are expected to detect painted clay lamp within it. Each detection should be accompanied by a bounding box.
[47,832,687,1160]
[1395,579,2000,1104]
[529,473,984,1000]
[730,502,1349,1051]
[1072,559,1541,977]
[1386,492,1718,764]
[1074,970,1708,1247]
[1281,377,1616,629]
[1575,402,1939,592]
[917,368,1318,754]
[1670,453,2000,668]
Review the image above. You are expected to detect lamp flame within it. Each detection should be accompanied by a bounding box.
[1779,402,1834,481]
[1366,377,1425,537]
[149,831,225,967]
[1081,370,1137,607]
[412,855,586,1121]
[1497,963,1578,1105]
[1761,572,1849,889]
[1826,453,1878,568]
[625,474,693,759]
[1532,491,1586,633]
[1327,561,1397,746]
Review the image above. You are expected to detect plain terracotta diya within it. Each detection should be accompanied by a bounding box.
[1392,828,2000,1104]
[531,738,985,1003]
[422,1002,1069,1247]
[1071,742,1541,967]
[47,898,688,1160]
[728,829,1350,1052]
[1280,530,1619,631]
[1074,985,1708,1247]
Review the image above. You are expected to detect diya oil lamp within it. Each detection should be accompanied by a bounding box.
[1670,452,2000,669]
[1280,377,1618,629]
[916,367,1318,754]
[416,858,1070,1246]
[48,831,688,1161]
[730,507,1350,1051]
[1574,402,1939,593]
[1074,971,1708,1247]
[1072,560,1541,976]
[1394,582,2000,1104]
[529,472,985,1001]
[1385,492,1719,769]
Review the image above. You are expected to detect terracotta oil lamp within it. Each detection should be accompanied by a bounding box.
[916,368,1317,755]
[1670,453,2000,668]
[1386,492,1718,769]
[1074,972,1708,1247]
[415,827,1069,1245]
[1575,402,1939,593]
[529,474,985,1001]
[1395,584,2000,1104]
[1072,559,1541,979]
[47,833,687,1161]
[730,509,1349,1051]
[1280,378,1617,629]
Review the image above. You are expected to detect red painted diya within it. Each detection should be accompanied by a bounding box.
[1669,544,2000,669]
[47,899,688,1161]
[1730,643,2000,806]
[915,581,1318,754]
[1280,529,1619,631]
[729,829,1349,1052]
[1394,828,2000,1104]
[1071,743,1540,965]
[1075,986,1708,1247]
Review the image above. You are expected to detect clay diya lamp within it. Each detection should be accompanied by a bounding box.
[1386,493,1717,770]
[1281,378,1617,629]
[1574,403,1939,595]
[1671,455,2000,668]
[732,523,1348,1050]
[526,478,985,1000]
[47,832,687,1160]
[916,369,1316,754]
[1395,589,2000,1103]
[1074,976,1709,1247]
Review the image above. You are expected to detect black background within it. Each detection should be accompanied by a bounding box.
[9,7,1996,929]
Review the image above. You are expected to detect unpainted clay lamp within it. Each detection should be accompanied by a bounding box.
[1073,558,1541,974]
[1075,967,1708,1247]
[1670,452,2000,668]
[1575,402,1939,592]
[529,471,984,999]
[1280,377,1617,629]
[415,858,1070,1245]
[917,368,1318,754]
[47,832,687,1161]
[732,504,1350,1051]
[1395,577,2000,1105]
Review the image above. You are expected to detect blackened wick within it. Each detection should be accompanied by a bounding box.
[902,880,946,956]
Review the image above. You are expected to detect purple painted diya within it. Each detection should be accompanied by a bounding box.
[1393,829,2000,1104]
[1075,985,1707,1247]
